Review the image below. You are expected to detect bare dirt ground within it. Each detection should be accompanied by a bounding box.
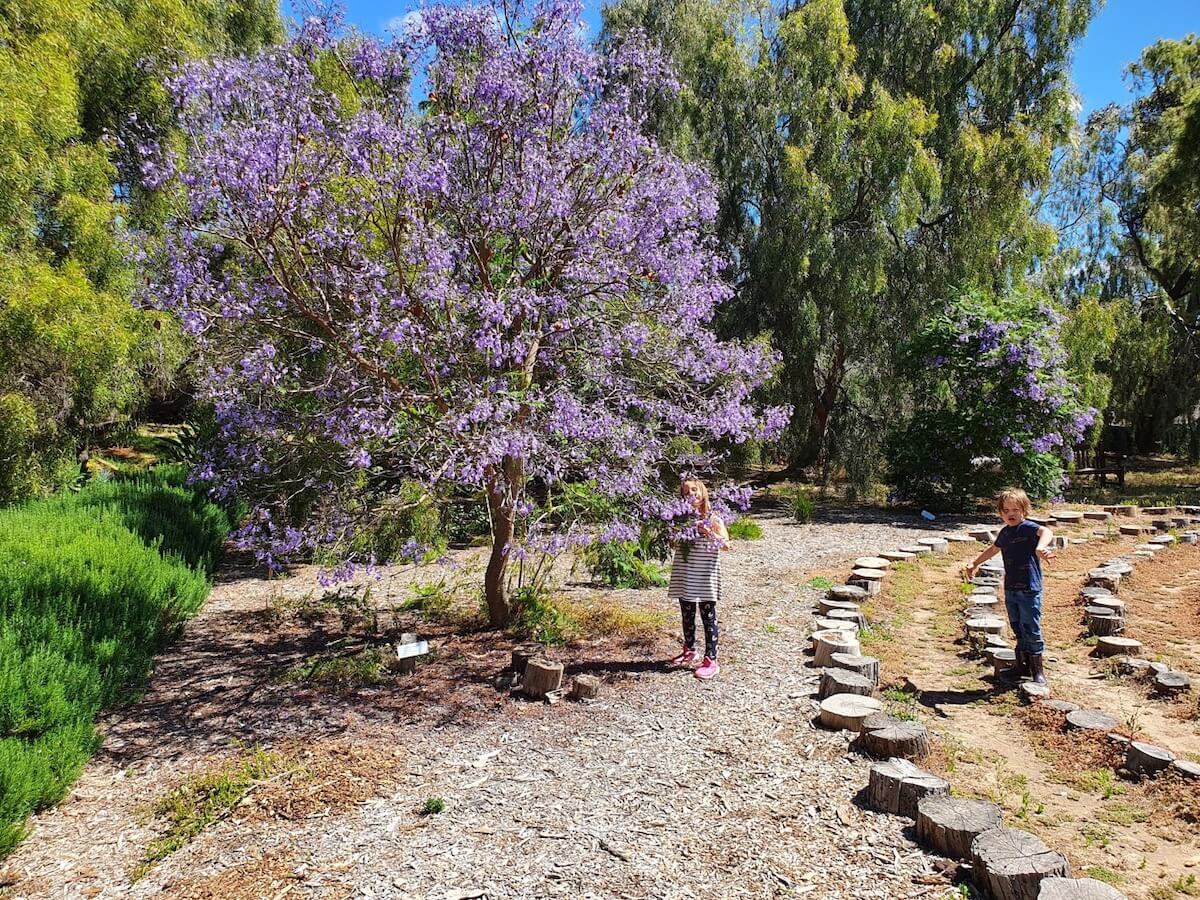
[859,514,1200,900]
[2,505,994,900]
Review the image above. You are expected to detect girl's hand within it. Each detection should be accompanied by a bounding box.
[1037,547,1054,562]
[964,564,978,580]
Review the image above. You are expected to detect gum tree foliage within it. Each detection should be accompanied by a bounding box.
[144,0,787,627]
[887,289,1096,505]
[1048,36,1200,454]
[0,0,279,502]
[602,0,1096,474]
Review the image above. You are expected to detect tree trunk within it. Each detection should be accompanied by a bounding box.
[484,454,523,628]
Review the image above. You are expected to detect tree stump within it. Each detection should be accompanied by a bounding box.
[829,653,880,685]
[967,616,1006,638]
[815,632,862,667]
[1085,610,1124,637]
[1153,670,1191,697]
[1143,506,1170,515]
[522,658,563,700]
[1096,636,1141,658]
[859,721,930,760]
[829,584,868,603]
[1101,560,1133,576]
[899,544,932,555]
[854,556,891,570]
[827,608,868,629]
[1118,524,1145,536]
[818,598,861,616]
[965,605,998,621]
[915,795,1002,860]
[965,598,1000,615]
[1040,699,1080,714]
[1116,656,1151,677]
[1054,510,1085,524]
[814,617,858,634]
[866,758,949,818]
[570,674,601,701]
[880,550,917,562]
[1086,570,1121,592]
[1065,709,1116,733]
[971,828,1070,900]
[992,649,1017,677]
[511,643,543,673]
[1036,877,1127,899]
[970,585,998,596]
[1125,741,1175,777]
[1171,760,1200,781]
[1134,543,1160,554]
[1083,511,1112,522]
[819,693,883,731]
[1103,505,1137,517]
[810,628,847,652]
[969,528,997,542]
[1089,597,1126,617]
[818,667,875,700]
[1149,534,1175,545]
[1078,586,1113,602]
[918,537,950,554]
[1131,550,1155,560]
[1020,682,1051,703]
[1182,532,1200,544]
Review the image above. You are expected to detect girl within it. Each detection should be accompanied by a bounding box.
[667,476,730,681]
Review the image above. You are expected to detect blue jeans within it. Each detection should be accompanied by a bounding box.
[1004,589,1045,656]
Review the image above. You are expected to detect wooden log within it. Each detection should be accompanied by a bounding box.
[879,550,917,562]
[915,795,1003,860]
[992,649,1017,677]
[818,598,861,616]
[511,643,543,673]
[1171,760,1200,781]
[827,608,868,630]
[1143,506,1170,515]
[814,632,861,667]
[1103,504,1137,517]
[866,758,949,818]
[918,537,950,554]
[1086,570,1121,592]
[810,628,849,652]
[829,584,869,603]
[1082,511,1112,522]
[1090,597,1126,617]
[847,574,882,597]
[1037,877,1127,899]
[1096,636,1141,658]
[971,828,1071,900]
[1125,741,1175,777]
[522,658,563,699]
[854,556,891,570]
[859,721,930,760]
[818,667,875,700]
[818,693,883,731]
[1066,709,1117,733]
[570,674,601,701]
[829,652,880,685]
[1153,670,1191,697]
[1085,611,1124,637]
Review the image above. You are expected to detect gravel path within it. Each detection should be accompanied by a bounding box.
[6,506,985,899]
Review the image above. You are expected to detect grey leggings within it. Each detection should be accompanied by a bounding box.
[680,600,719,659]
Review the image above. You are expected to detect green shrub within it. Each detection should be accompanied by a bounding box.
[583,539,668,589]
[421,796,445,816]
[776,486,815,522]
[727,517,763,540]
[508,586,577,645]
[0,470,228,859]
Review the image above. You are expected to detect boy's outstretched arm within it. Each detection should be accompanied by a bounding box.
[1035,525,1055,561]
[965,544,1000,579]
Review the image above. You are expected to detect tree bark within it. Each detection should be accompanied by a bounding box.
[484,454,523,628]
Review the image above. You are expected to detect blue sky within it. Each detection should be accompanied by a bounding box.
[326,0,1197,116]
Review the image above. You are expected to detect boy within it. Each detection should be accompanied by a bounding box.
[965,487,1055,685]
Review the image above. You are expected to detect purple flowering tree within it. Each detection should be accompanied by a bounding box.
[886,289,1096,506]
[142,0,786,626]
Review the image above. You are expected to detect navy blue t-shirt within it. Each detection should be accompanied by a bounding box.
[995,520,1043,592]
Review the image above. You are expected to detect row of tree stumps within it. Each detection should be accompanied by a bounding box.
[807,537,1131,899]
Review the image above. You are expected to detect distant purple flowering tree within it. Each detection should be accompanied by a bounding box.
[142,0,786,625]
[886,289,1095,506]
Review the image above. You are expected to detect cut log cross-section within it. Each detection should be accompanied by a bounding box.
[1065,709,1117,733]
[814,632,862,668]
[829,653,880,685]
[1037,876,1127,899]
[1085,610,1124,637]
[1096,636,1141,658]
[1153,671,1190,697]
[859,721,930,760]
[971,828,1070,900]
[915,795,1003,860]
[818,667,875,700]
[827,608,868,629]
[522,658,564,700]
[829,584,869,603]
[866,758,949,818]
[1125,741,1175,777]
[818,598,861,616]
[818,693,883,732]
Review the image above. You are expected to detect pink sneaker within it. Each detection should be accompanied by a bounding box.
[694,656,719,681]
[670,647,697,666]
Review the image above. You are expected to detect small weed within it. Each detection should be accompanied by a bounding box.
[1085,866,1124,886]
[1097,801,1150,826]
[278,648,391,689]
[806,576,834,591]
[858,623,894,646]
[727,518,763,540]
[1081,823,1114,848]
[421,797,445,816]
[763,623,780,635]
[1077,768,1124,799]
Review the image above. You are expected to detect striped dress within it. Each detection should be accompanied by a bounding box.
[667,538,723,604]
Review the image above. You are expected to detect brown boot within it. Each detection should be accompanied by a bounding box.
[1030,654,1047,685]
[1014,650,1030,678]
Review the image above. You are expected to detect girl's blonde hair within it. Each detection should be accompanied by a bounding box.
[680,477,712,517]
[996,487,1032,516]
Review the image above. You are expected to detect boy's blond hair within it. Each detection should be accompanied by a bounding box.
[680,477,712,517]
[996,487,1032,516]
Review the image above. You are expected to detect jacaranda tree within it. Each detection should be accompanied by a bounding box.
[144,0,787,626]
